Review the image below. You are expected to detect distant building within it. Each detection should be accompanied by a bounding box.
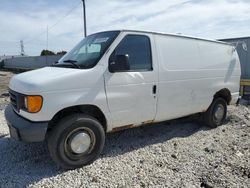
[3,54,63,70]
[0,55,25,62]
[220,37,250,95]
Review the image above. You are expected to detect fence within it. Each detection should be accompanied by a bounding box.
[2,55,63,70]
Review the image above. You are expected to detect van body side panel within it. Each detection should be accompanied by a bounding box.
[230,52,241,104]
[155,35,240,122]
[197,40,241,103]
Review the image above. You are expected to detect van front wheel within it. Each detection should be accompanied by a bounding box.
[204,97,227,128]
[47,114,105,170]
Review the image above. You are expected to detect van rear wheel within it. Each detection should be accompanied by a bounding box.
[204,97,227,128]
[47,114,105,170]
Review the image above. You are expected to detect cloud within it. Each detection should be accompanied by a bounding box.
[0,0,250,55]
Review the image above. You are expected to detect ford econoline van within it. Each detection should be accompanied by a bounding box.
[5,30,241,169]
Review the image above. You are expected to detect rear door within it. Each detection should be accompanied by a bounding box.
[104,33,158,128]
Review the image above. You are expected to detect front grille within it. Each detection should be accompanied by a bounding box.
[9,90,25,112]
[9,90,18,111]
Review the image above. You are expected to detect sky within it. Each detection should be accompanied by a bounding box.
[0,0,250,56]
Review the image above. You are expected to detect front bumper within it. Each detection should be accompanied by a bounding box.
[4,105,48,142]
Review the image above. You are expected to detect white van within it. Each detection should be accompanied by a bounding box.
[5,30,241,169]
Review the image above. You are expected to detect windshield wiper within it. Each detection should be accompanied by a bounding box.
[63,60,81,69]
[50,61,59,67]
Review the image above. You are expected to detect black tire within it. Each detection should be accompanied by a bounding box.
[204,97,227,128]
[47,114,105,170]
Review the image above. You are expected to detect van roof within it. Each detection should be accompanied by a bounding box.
[110,29,233,46]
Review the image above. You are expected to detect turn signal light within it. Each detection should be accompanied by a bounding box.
[26,96,43,113]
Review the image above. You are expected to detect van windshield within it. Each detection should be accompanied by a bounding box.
[55,31,120,69]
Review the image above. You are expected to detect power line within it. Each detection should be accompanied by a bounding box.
[47,2,81,30]
[1,2,81,55]
[0,40,19,43]
[25,2,81,44]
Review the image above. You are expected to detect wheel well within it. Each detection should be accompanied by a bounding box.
[214,88,231,105]
[48,105,107,132]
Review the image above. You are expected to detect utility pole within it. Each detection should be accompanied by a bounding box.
[82,0,87,37]
[20,40,25,56]
[46,25,49,51]
[46,25,48,65]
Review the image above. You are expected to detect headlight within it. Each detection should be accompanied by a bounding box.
[24,96,43,113]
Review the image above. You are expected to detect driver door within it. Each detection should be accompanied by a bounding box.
[104,34,158,128]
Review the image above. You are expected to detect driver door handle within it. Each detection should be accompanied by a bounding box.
[152,85,157,94]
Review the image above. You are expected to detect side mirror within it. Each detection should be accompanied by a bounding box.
[109,54,130,73]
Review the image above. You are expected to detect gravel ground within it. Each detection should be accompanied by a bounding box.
[0,71,12,111]
[0,102,249,188]
[0,71,249,187]
[0,71,13,95]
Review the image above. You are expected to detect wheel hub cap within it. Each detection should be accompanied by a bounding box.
[214,104,224,121]
[70,132,91,154]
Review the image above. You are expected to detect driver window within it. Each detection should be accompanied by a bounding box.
[111,35,152,71]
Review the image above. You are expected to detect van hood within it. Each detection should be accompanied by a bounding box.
[9,67,101,94]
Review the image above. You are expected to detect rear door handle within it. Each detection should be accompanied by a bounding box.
[152,85,157,94]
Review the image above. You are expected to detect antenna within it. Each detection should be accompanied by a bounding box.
[46,25,48,65]
[20,40,25,56]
